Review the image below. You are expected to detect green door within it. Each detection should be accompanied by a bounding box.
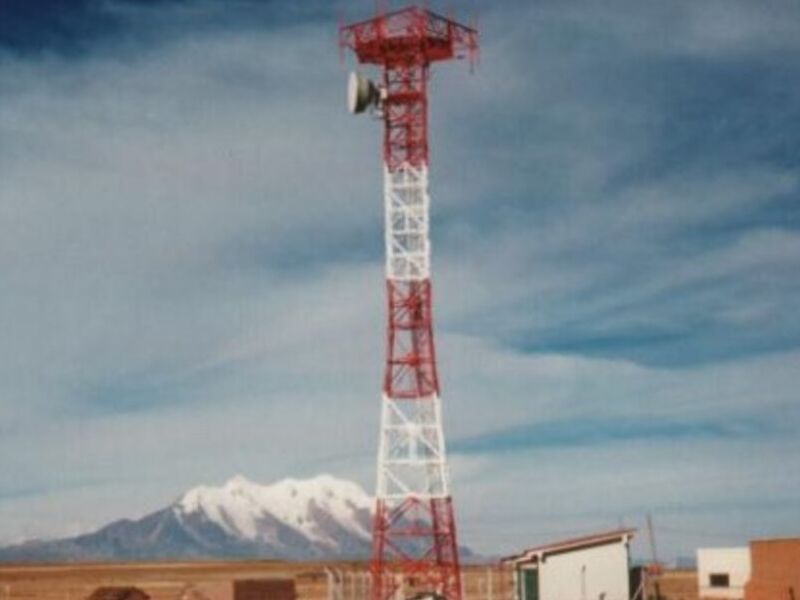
[521,569,539,600]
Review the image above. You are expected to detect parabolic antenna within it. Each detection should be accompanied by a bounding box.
[347,71,380,114]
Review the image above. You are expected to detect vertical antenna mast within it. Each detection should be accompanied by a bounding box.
[647,513,659,568]
[339,7,478,600]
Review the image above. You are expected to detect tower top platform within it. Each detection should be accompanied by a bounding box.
[339,5,478,67]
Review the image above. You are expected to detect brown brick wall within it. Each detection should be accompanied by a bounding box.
[745,539,800,600]
[0,561,514,600]
[646,569,699,600]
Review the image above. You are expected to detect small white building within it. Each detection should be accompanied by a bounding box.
[503,529,636,600]
[696,547,751,600]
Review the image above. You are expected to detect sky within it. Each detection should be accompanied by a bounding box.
[0,0,799,563]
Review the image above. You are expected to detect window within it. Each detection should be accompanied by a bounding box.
[709,573,730,588]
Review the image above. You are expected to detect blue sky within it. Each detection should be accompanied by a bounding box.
[0,0,799,562]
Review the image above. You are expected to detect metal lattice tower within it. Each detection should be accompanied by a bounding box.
[339,7,478,600]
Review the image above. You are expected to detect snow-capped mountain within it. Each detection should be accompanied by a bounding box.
[174,474,374,556]
[0,474,376,562]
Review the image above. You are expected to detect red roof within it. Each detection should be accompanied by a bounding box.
[502,528,637,564]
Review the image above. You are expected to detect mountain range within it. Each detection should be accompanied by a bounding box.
[0,474,379,562]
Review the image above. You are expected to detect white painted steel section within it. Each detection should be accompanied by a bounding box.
[697,547,751,600]
[376,393,450,500]
[384,163,430,281]
[377,161,450,502]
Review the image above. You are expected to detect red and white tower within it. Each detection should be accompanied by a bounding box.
[339,7,478,600]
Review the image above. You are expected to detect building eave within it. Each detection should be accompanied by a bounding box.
[501,528,637,565]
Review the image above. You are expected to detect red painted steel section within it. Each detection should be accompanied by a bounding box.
[340,8,477,600]
[371,497,462,600]
[340,6,478,171]
[384,280,439,399]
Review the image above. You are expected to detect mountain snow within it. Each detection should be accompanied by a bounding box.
[0,474,403,561]
[0,473,474,561]
[176,474,373,549]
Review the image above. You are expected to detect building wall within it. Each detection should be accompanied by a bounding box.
[744,538,800,600]
[537,542,630,600]
[0,561,514,600]
[697,548,750,600]
[645,569,699,600]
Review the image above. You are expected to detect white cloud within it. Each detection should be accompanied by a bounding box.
[0,0,798,562]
